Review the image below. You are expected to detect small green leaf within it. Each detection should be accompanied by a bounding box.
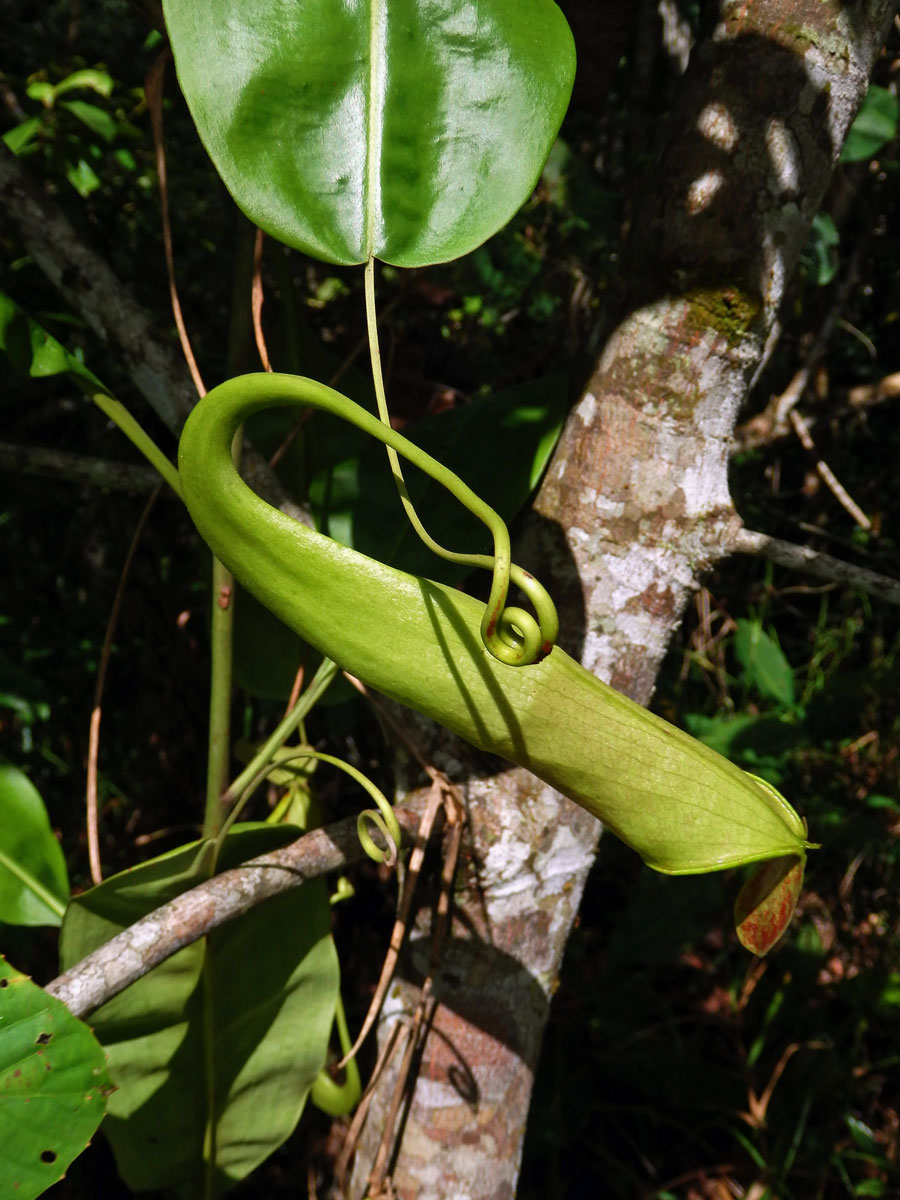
[683,711,803,768]
[840,84,899,163]
[734,854,804,955]
[853,1181,887,1197]
[0,655,52,725]
[864,794,900,812]
[65,158,102,197]
[25,81,56,107]
[163,0,576,266]
[0,761,69,926]
[59,100,119,143]
[53,68,115,99]
[2,116,44,155]
[846,1115,879,1153]
[683,712,775,758]
[0,956,111,1200]
[804,211,839,286]
[734,619,796,708]
[0,287,106,391]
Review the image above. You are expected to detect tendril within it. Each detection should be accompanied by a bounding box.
[273,747,401,866]
[364,258,557,667]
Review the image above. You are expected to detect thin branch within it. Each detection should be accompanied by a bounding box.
[86,484,163,884]
[846,370,900,409]
[787,407,871,530]
[45,800,429,1020]
[734,234,864,454]
[252,227,274,372]
[734,371,900,452]
[730,528,900,605]
[0,441,162,492]
[145,48,207,398]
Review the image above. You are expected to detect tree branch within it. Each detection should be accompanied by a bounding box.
[0,144,310,524]
[45,801,429,1020]
[729,527,900,605]
[735,370,900,452]
[0,440,162,492]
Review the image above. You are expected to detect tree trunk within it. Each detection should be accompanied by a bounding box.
[349,3,898,1196]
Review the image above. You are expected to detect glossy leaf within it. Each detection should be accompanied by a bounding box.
[163,0,576,265]
[734,854,805,955]
[59,825,339,1198]
[0,761,68,926]
[734,619,795,708]
[0,955,111,1200]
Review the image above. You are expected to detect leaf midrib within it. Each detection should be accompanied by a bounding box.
[365,0,387,256]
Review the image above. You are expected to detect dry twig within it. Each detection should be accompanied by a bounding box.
[86,484,164,883]
[730,528,900,605]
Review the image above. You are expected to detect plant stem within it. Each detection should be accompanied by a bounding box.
[91,391,182,497]
[202,220,257,836]
[217,657,340,821]
[203,548,237,835]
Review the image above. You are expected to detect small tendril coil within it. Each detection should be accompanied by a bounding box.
[273,747,402,867]
[356,809,399,868]
[481,562,560,666]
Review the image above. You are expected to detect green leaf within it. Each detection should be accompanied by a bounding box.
[804,211,839,286]
[53,68,115,99]
[840,84,899,163]
[0,761,68,926]
[854,1182,887,1197]
[25,82,56,107]
[163,0,576,266]
[65,158,102,197]
[0,955,111,1200]
[0,287,106,392]
[2,116,44,156]
[682,711,803,766]
[734,619,796,708]
[59,825,340,1197]
[734,854,804,955]
[683,712,777,759]
[846,1115,879,1153]
[0,655,52,725]
[865,794,900,812]
[59,100,119,143]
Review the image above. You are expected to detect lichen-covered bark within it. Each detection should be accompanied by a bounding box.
[349,4,898,1197]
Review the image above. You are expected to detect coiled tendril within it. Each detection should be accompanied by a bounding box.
[364,257,559,667]
[274,747,402,867]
